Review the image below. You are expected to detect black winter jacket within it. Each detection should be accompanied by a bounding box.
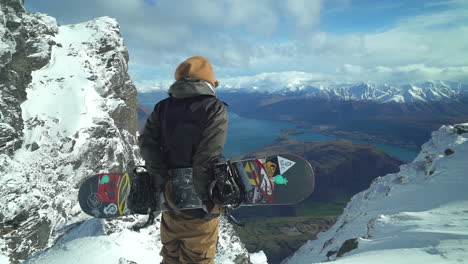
[139,79,228,212]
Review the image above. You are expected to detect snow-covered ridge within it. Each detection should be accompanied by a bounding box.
[0,10,140,262]
[284,123,468,263]
[0,2,262,263]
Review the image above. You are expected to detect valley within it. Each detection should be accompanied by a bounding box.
[136,88,466,263]
[219,91,468,150]
[230,136,402,263]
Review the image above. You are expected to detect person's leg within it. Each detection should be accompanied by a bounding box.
[179,216,219,264]
[161,211,219,264]
[160,212,182,264]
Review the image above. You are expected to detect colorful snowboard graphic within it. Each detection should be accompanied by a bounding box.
[80,173,131,218]
[235,154,312,206]
[78,153,314,218]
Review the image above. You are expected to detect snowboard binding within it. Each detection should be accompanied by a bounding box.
[209,159,245,208]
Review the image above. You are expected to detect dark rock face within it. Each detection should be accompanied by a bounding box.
[0,2,57,156]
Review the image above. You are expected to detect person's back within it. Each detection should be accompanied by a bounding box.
[139,56,228,264]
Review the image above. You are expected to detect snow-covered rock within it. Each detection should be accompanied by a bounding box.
[0,5,139,263]
[283,123,468,264]
[0,1,57,156]
[0,2,260,263]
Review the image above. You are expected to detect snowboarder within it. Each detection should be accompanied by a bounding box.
[139,56,228,264]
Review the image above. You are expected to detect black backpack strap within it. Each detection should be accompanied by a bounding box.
[129,166,158,231]
[132,209,157,232]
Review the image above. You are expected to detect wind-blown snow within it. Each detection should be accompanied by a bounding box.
[283,123,468,264]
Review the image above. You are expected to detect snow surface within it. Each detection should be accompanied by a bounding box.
[25,218,163,264]
[284,123,468,264]
[24,216,267,264]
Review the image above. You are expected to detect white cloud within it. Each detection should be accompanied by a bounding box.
[133,79,173,93]
[25,0,468,86]
[284,0,322,29]
[333,64,468,84]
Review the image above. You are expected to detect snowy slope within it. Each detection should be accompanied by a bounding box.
[0,3,264,263]
[24,216,267,264]
[283,123,468,264]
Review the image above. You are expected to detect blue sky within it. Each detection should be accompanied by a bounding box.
[25,0,468,90]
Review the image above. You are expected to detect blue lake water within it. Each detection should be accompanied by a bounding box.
[225,113,419,162]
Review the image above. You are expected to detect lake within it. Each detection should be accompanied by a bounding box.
[225,112,419,162]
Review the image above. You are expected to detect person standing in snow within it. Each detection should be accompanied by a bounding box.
[139,56,228,264]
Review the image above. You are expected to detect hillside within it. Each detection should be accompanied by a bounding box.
[234,138,403,263]
[248,138,403,201]
[284,123,468,263]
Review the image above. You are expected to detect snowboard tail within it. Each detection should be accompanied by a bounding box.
[79,173,132,218]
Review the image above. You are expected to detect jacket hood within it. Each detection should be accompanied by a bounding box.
[169,78,216,99]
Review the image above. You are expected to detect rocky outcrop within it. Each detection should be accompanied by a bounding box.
[0,0,57,156]
[0,1,139,262]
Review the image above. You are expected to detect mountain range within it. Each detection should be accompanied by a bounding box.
[219,91,468,150]
[221,78,468,104]
[139,79,468,149]
[140,74,468,104]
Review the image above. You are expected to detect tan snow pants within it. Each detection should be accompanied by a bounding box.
[160,211,219,264]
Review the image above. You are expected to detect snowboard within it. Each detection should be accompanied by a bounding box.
[78,153,314,218]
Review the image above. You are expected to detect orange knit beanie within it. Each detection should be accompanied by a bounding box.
[174,56,219,87]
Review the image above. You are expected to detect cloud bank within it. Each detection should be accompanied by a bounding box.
[25,0,468,88]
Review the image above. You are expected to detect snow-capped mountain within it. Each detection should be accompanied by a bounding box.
[138,72,467,104]
[219,72,467,103]
[0,2,263,263]
[283,123,468,263]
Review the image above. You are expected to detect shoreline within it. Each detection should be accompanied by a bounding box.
[232,111,421,151]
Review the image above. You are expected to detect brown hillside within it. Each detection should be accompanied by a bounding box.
[249,138,403,200]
